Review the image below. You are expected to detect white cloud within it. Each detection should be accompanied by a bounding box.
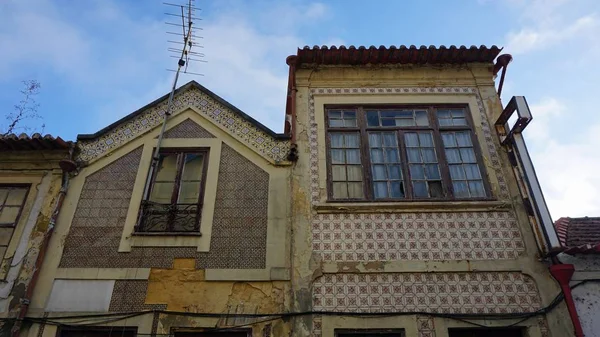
[524,97,564,142]
[0,0,340,133]
[502,0,599,54]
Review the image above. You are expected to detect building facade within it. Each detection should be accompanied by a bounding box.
[555,217,600,337]
[0,134,73,336]
[287,46,573,337]
[0,45,579,337]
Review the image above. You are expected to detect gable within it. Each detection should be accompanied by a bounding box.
[75,81,291,164]
[163,118,215,139]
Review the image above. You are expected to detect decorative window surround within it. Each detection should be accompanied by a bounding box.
[308,87,510,205]
[76,88,291,164]
[118,138,222,252]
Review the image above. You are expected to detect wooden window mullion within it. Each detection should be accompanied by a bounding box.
[357,106,373,200]
[431,107,453,198]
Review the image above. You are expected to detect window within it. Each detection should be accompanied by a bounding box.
[448,328,523,337]
[0,185,29,259]
[60,327,136,337]
[326,106,488,201]
[336,329,405,337]
[136,149,208,233]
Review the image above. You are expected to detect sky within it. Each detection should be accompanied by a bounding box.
[0,0,598,219]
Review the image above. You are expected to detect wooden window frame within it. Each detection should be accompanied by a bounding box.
[0,184,30,228]
[136,147,210,233]
[325,104,492,202]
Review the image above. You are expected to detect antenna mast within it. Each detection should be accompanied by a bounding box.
[141,0,205,203]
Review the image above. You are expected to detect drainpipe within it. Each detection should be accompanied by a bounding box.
[285,55,298,161]
[548,264,584,337]
[493,54,512,99]
[11,150,78,337]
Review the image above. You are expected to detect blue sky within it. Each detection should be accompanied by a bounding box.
[0,0,599,218]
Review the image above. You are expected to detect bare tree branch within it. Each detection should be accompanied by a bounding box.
[3,80,45,136]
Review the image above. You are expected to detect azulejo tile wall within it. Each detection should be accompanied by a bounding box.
[312,211,525,261]
[77,87,290,163]
[307,87,510,204]
[313,272,541,314]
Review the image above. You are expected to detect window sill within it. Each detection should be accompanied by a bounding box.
[313,199,511,213]
[131,231,202,237]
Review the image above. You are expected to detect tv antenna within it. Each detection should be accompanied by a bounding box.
[139,0,206,208]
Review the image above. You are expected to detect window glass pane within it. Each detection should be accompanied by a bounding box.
[370,149,384,163]
[395,119,414,127]
[372,165,387,180]
[366,111,379,126]
[445,149,461,163]
[332,182,348,199]
[425,164,440,180]
[332,165,346,181]
[409,165,424,179]
[415,110,429,126]
[330,133,344,148]
[347,166,363,181]
[383,133,397,146]
[407,149,421,163]
[385,148,400,163]
[451,109,465,117]
[345,134,360,148]
[388,165,402,180]
[453,181,469,198]
[437,110,451,119]
[0,207,19,224]
[418,133,434,147]
[344,111,356,118]
[6,189,27,206]
[344,119,357,127]
[368,133,382,147]
[181,154,204,181]
[459,148,476,163]
[441,133,456,147]
[382,119,395,127]
[438,118,452,127]
[405,134,419,147]
[155,154,178,182]
[453,118,467,126]
[469,181,485,197]
[429,181,443,198]
[421,149,436,162]
[346,150,361,164]
[390,182,404,198]
[179,181,201,204]
[374,182,388,199]
[330,119,344,127]
[149,182,175,203]
[455,132,472,146]
[328,110,341,118]
[413,181,428,197]
[347,183,363,198]
[331,150,345,164]
[464,164,482,179]
[449,165,466,180]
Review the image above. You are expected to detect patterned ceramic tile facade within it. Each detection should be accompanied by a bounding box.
[417,316,436,337]
[312,316,322,337]
[307,87,509,203]
[312,211,524,261]
[313,272,541,314]
[109,280,166,312]
[77,87,290,163]
[163,118,215,138]
[60,143,269,269]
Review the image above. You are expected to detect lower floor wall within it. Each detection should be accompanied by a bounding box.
[21,313,551,337]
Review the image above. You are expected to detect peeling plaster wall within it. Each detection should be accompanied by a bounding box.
[0,152,67,337]
[290,64,574,337]
[561,253,600,337]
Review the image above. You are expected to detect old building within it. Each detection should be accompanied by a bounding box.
[286,45,574,337]
[2,45,580,337]
[554,217,600,337]
[19,83,294,337]
[0,134,74,336]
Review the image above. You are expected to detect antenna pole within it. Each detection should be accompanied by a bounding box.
[142,3,195,201]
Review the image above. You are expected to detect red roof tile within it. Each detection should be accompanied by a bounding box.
[554,217,600,255]
[0,133,72,151]
[291,45,502,66]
